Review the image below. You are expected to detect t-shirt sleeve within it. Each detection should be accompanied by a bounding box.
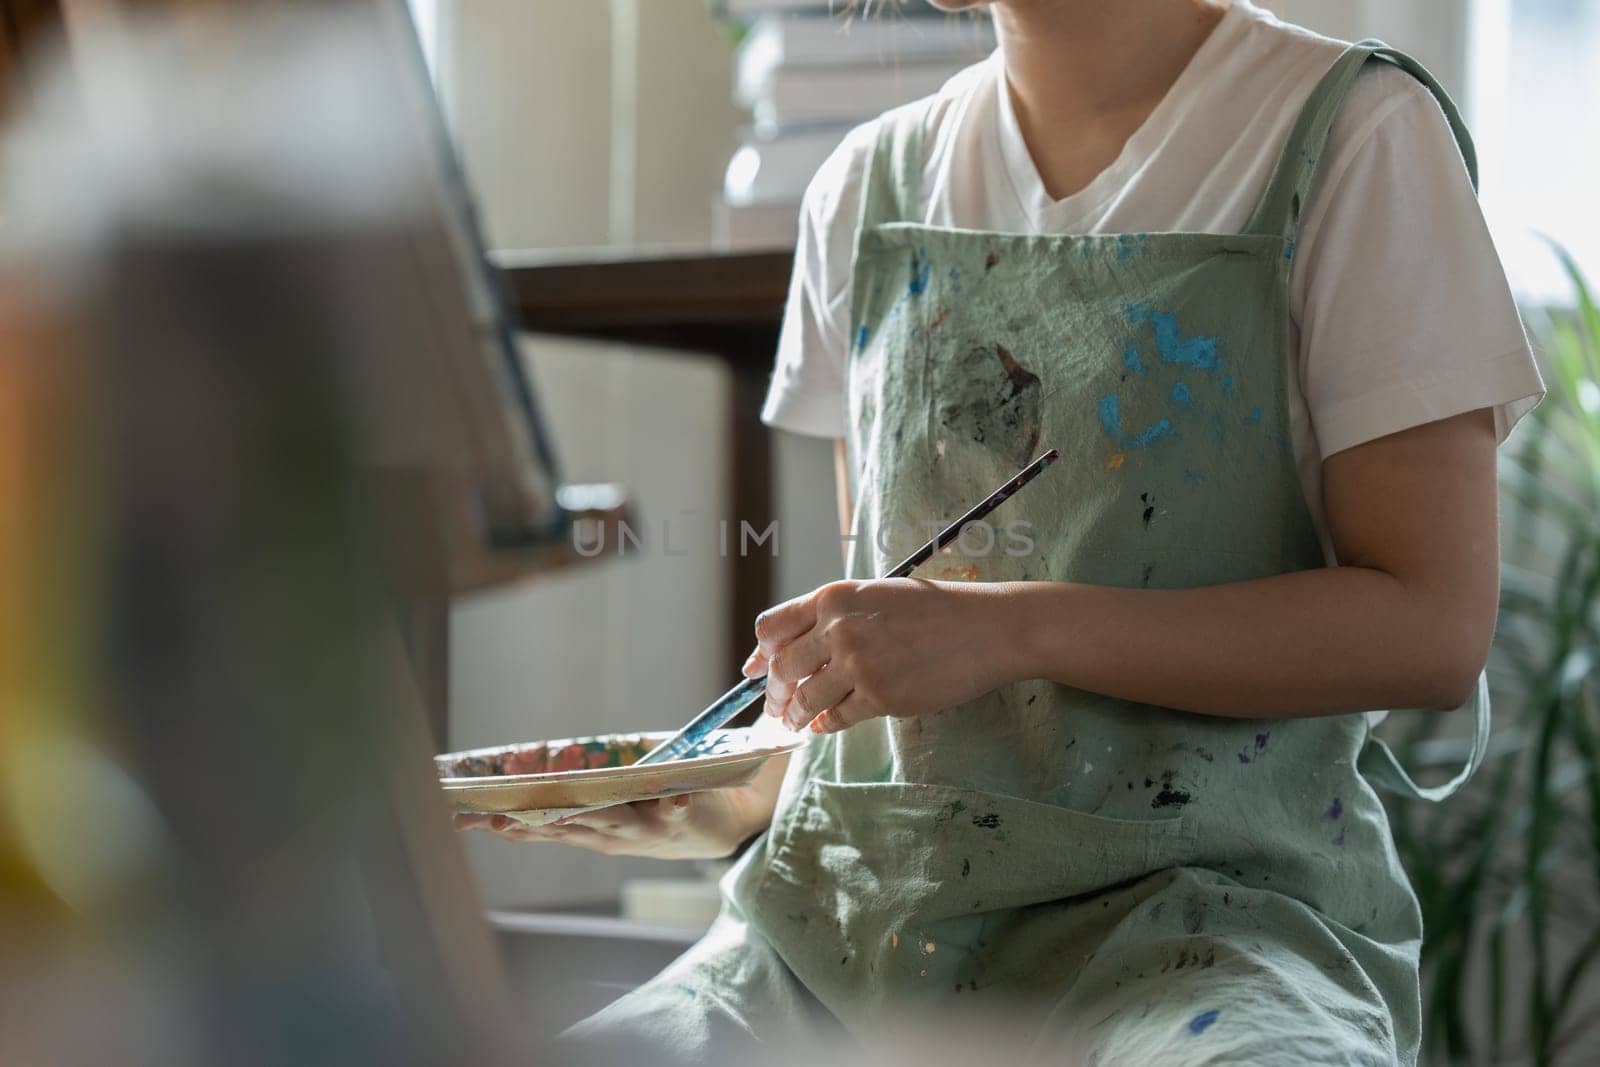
[759,126,874,438]
[1291,63,1545,459]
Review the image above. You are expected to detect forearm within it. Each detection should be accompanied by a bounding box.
[994,566,1491,719]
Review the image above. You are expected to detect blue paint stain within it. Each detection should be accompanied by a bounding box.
[1099,394,1173,451]
[856,324,870,350]
[1188,1010,1221,1035]
[1171,381,1191,406]
[1123,343,1147,375]
[1284,241,1296,262]
[1097,395,1122,440]
[1243,408,1262,426]
[907,249,931,296]
[1220,374,1235,395]
[1115,233,1149,261]
[1326,797,1343,820]
[1125,418,1173,448]
[1126,302,1220,370]
[1255,732,1270,752]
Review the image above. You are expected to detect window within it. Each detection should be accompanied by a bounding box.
[1470,0,1600,304]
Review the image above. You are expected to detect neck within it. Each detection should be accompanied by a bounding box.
[993,0,1230,118]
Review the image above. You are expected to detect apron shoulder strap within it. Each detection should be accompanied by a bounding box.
[1360,671,1493,803]
[853,103,928,248]
[1243,40,1479,244]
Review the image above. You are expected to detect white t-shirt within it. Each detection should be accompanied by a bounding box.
[760,0,1545,564]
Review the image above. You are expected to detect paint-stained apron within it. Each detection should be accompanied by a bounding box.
[563,42,1490,1067]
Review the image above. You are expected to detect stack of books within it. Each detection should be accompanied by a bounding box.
[713,2,994,249]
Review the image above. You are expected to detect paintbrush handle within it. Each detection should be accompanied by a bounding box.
[634,675,769,766]
[634,449,1060,766]
[883,449,1060,578]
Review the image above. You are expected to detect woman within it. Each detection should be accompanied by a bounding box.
[461,1,1544,1062]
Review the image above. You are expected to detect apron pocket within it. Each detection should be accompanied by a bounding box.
[761,779,1192,924]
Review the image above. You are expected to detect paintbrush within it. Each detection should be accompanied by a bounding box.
[634,448,1062,766]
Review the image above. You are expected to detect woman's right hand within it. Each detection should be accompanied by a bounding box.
[453,752,789,860]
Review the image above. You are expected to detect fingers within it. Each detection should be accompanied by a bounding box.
[762,627,830,723]
[808,691,876,735]
[786,666,853,731]
[741,646,767,679]
[752,589,822,660]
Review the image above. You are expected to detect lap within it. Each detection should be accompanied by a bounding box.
[557,910,841,1067]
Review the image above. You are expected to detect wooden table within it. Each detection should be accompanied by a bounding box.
[495,247,795,678]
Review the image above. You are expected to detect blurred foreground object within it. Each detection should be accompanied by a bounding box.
[0,3,633,1061]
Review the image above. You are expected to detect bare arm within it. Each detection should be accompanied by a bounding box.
[755,409,1501,729]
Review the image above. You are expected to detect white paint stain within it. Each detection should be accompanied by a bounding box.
[922,941,937,955]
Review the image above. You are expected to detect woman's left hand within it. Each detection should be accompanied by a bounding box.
[742,578,1024,734]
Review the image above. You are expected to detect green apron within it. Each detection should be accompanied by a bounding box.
[565,41,1488,1066]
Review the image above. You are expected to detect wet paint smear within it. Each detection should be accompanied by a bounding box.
[1188,1009,1221,1035]
[1126,302,1220,370]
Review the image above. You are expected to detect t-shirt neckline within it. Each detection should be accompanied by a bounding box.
[992,1,1251,232]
